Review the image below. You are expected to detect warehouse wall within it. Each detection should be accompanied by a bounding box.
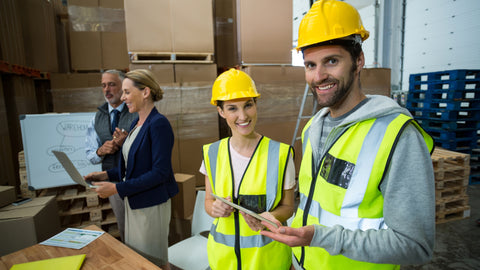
[403,0,480,89]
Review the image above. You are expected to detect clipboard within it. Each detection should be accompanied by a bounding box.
[211,193,278,228]
[52,151,97,188]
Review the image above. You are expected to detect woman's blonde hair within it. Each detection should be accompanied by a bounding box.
[125,69,164,101]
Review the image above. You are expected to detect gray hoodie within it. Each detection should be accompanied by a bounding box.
[294,95,435,268]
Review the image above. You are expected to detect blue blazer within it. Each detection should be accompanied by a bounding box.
[107,107,178,209]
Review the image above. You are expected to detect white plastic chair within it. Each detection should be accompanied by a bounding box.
[169,190,214,270]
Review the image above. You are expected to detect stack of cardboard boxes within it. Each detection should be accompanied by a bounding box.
[0,0,58,188]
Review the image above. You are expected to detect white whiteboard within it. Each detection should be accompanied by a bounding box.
[20,113,102,190]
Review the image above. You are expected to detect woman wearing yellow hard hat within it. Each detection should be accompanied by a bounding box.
[199,68,296,270]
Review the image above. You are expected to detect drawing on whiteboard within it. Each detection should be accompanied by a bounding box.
[20,113,102,190]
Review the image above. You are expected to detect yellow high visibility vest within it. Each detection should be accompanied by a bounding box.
[292,113,434,270]
[203,136,293,270]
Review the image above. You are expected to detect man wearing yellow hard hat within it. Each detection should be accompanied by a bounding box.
[261,1,436,269]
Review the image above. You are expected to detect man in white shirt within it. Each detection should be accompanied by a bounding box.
[85,70,137,241]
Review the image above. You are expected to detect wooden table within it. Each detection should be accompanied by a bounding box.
[0,225,161,270]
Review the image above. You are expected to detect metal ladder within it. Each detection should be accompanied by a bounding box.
[291,84,319,146]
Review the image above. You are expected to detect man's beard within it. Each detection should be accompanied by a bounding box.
[310,63,357,109]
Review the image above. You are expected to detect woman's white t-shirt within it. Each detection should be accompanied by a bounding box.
[199,141,296,197]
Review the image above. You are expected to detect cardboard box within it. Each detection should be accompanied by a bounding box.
[124,0,214,54]
[129,64,175,84]
[361,68,391,97]
[0,196,61,256]
[51,87,104,112]
[237,0,292,64]
[49,72,102,89]
[99,0,129,69]
[171,0,214,53]
[169,215,192,246]
[124,0,173,52]
[174,64,217,84]
[0,186,16,208]
[68,0,102,70]
[172,173,196,219]
[68,0,129,71]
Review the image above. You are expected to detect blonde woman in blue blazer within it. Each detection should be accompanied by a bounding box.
[85,69,178,270]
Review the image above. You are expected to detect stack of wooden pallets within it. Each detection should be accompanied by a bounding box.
[38,185,119,238]
[431,147,471,224]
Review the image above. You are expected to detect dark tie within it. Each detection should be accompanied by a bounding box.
[111,109,120,134]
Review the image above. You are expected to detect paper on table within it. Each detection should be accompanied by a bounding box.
[211,193,279,228]
[10,254,86,270]
[40,228,104,249]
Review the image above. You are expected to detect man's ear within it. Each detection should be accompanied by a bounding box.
[356,52,365,73]
[217,106,225,119]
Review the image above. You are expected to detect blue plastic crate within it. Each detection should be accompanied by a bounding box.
[426,129,478,142]
[434,138,477,152]
[408,89,480,103]
[409,79,480,92]
[409,69,480,83]
[408,108,480,121]
[406,99,480,110]
[416,118,480,131]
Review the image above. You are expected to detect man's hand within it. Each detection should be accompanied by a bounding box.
[260,221,315,247]
[96,140,119,156]
[84,171,108,182]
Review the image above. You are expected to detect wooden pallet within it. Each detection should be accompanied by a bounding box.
[432,147,470,169]
[436,194,469,212]
[129,51,214,64]
[436,205,471,224]
[38,185,118,236]
[435,184,467,201]
[432,147,470,188]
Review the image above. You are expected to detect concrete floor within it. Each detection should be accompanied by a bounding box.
[402,184,480,270]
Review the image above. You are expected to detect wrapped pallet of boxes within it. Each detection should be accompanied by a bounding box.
[242,65,307,175]
[215,0,293,67]
[0,196,61,256]
[67,0,129,71]
[156,83,218,187]
[125,0,214,60]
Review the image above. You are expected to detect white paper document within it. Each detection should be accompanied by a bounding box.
[40,228,104,249]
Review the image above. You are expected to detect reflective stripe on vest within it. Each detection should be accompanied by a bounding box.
[209,222,274,248]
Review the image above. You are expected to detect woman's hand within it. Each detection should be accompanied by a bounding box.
[241,211,277,232]
[112,128,128,146]
[211,196,235,218]
[92,181,117,199]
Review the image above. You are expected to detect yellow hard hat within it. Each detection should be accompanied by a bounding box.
[211,68,260,106]
[296,0,369,51]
